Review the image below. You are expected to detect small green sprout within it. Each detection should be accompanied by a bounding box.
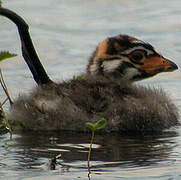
[86,118,107,175]
[86,118,107,132]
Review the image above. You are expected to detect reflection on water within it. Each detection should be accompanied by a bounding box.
[0,130,181,180]
[0,0,181,179]
[15,131,178,166]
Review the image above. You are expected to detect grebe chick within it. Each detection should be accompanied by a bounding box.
[0,8,179,133]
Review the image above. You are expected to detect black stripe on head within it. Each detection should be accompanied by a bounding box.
[106,38,118,55]
[115,61,155,81]
[106,36,132,55]
[132,71,155,81]
[121,42,160,58]
[130,41,161,57]
[131,42,155,51]
[105,35,159,57]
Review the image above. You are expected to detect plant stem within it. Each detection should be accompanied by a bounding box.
[87,130,95,172]
[0,69,13,105]
[0,98,8,107]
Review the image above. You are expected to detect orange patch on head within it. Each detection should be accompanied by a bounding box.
[96,39,109,60]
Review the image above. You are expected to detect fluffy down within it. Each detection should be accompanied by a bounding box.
[8,75,179,133]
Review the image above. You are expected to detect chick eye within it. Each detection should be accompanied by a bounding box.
[131,52,143,61]
[130,51,144,64]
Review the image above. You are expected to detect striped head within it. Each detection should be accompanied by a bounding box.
[87,34,178,81]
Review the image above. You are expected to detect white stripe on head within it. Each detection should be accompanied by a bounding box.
[124,68,141,80]
[123,46,154,56]
[131,40,144,44]
[101,59,122,73]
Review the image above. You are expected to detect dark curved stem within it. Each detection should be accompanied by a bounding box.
[0,7,53,85]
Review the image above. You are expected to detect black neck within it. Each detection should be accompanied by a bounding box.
[0,7,53,85]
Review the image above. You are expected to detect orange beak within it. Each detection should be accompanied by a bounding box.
[140,56,178,75]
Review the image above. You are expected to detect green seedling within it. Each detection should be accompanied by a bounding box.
[86,118,107,175]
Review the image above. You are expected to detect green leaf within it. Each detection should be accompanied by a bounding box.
[86,118,107,132]
[0,1,2,8]
[0,51,17,62]
[94,118,107,130]
[86,122,96,131]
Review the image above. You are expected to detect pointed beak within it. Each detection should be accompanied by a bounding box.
[140,55,178,75]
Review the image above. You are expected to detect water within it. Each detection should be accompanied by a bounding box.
[1,131,181,180]
[0,0,181,179]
